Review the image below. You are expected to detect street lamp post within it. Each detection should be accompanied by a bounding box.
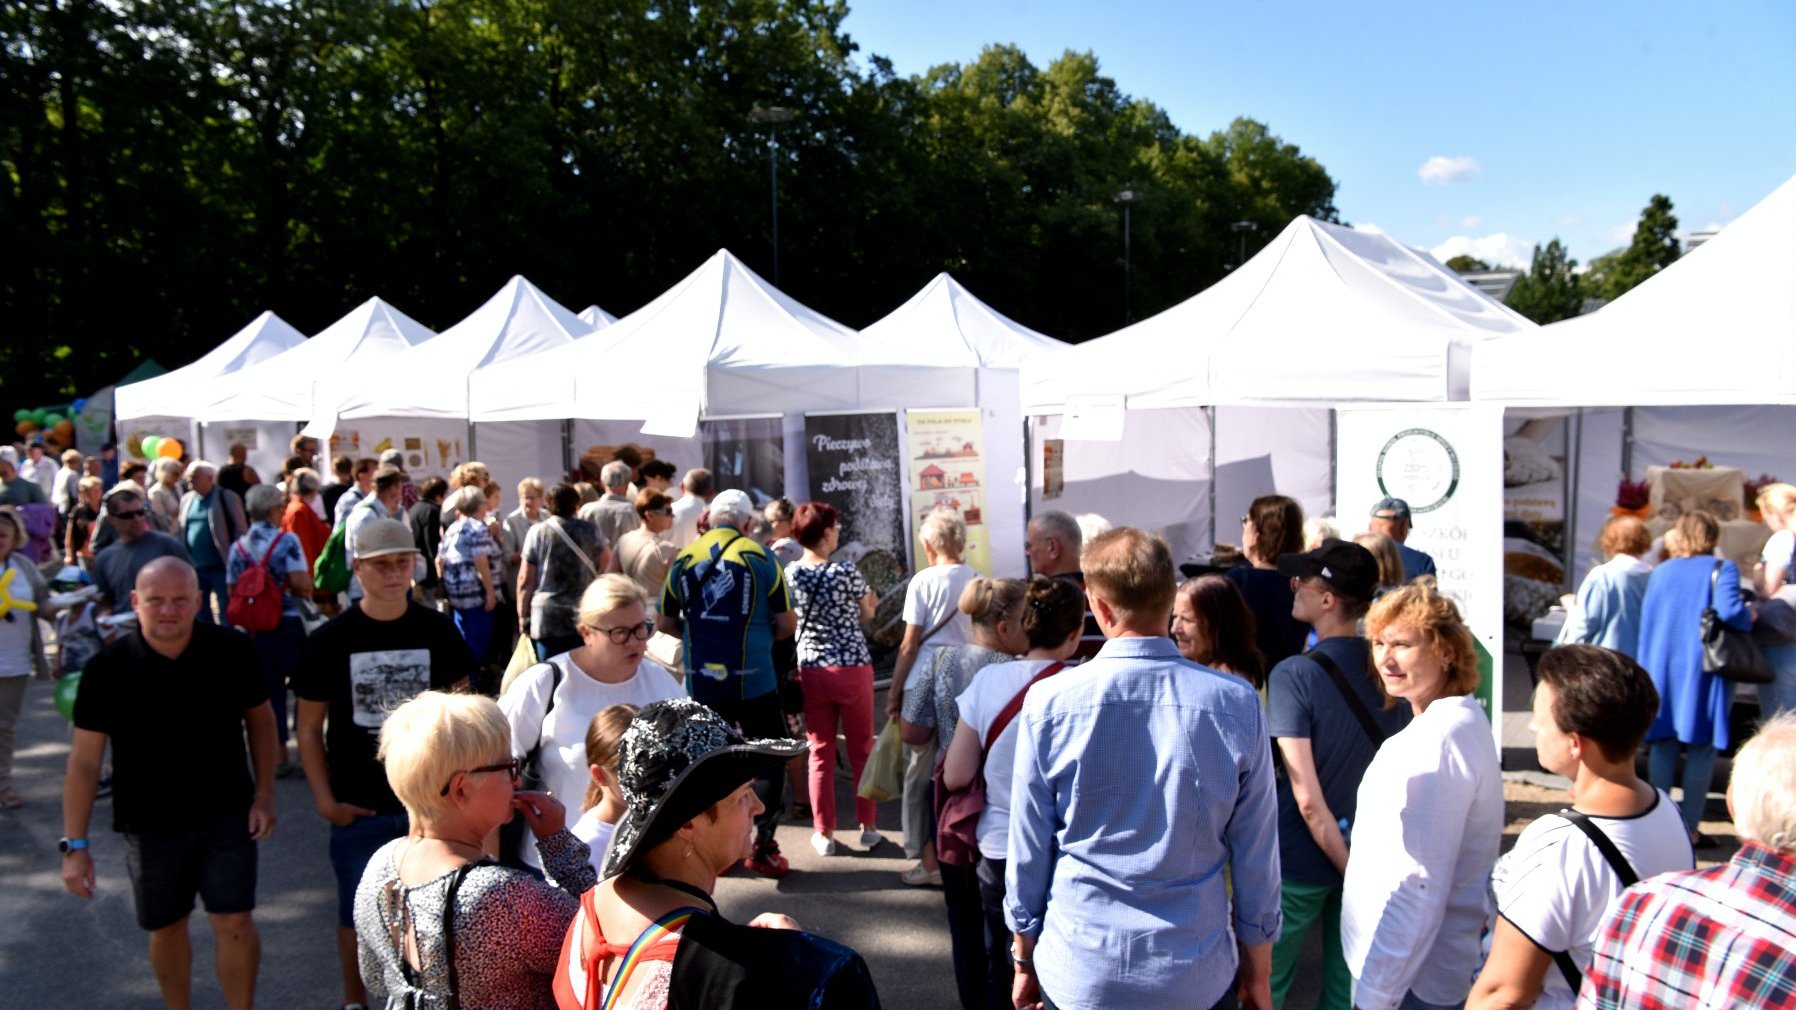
[1115,189,1138,323]
[1230,219,1259,268]
[749,105,798,286]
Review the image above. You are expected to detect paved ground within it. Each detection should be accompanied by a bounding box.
[2,654,1740,1009]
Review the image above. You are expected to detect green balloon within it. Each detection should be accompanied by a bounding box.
[11,409,27,423]
[43,413,63,427]
[29,409,46,425]
[54,671,82,722]
[141,436,162,457]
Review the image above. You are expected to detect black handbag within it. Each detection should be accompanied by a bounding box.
[1701,560,1774,684]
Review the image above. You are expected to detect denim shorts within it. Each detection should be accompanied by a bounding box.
[327,811,410,928]
[123,810,258,931]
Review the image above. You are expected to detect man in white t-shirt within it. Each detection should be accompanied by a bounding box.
[667,467,714,550]
[1467,644,1693,1010]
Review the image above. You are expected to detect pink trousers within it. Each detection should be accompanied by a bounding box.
[800,664,878,833]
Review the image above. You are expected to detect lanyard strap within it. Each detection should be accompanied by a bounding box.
[600,907,699,1010]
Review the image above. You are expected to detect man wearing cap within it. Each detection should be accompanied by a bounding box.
[1368,498,1437,582]
[657,488,797,877]
[1006,527,1280,1010]
[90,483,190,614]
[294,517,475,1010]
[62,556,280,1010]
[0,446,49,506]
[1267,539,1412,1009]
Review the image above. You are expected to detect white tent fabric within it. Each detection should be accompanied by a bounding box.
[859,272,1067,369]
[468,250,965,435]
[194,297,435,423]
[1023,216,1534,411]
[117,311,307,424]
[577,305,618,329]
[1473,173,1796,406]
[312,275,591,429]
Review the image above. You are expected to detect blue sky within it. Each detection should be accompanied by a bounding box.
[839,1,1794,270]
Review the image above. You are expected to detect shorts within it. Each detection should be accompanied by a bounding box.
[328,811,410,928]
[123,811,258,931]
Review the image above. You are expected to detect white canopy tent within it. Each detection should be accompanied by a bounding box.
[190,297,436,477]
[859,273,1071,575]
[307,276,594,500]
[1019,216,1536,562]
[577,305,618,329]
[116,310,307,464]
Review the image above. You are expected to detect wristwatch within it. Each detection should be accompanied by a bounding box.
[1009,943,1033,971]
[58,837,88,855]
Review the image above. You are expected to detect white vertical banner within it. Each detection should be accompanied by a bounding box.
[1336,404,1505,756]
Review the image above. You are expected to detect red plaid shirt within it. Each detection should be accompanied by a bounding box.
[1578,843,1796,1009]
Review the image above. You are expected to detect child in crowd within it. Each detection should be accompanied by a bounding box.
[572,703,639,876]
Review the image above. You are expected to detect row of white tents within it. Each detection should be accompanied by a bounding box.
[115,172,1794,583]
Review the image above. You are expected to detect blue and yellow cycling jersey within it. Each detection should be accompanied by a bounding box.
[662,526,792,703]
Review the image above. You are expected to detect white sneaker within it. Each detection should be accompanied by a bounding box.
[810,831,838,856]
[859,828,883,850]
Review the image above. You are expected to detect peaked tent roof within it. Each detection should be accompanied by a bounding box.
[577,305,618,329]
[1022,215,1535,411]
[860,272,1068,369]
[116,311,308,421]
[1473,172,1796,406]
[469,250,964,435]
[194,297,436,422]
[312,276,591,428]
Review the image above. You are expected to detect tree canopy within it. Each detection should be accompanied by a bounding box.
[2,1,1341,401]
[1444,255,1492,273]
[1585,193,1681,303]
[1506,239,1584,325]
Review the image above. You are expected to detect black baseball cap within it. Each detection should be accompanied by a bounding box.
[1370,497,1411,521]
[1277,539,1380,600]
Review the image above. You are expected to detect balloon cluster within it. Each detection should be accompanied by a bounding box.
[11,398,86,450]
[135,434,185,460]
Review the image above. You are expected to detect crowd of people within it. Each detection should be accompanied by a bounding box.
[15,432,1791,1010]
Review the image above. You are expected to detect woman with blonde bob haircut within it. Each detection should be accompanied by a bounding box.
[1341,580,1503,1010]
[356,691,594,1009]
[500,575,685,871]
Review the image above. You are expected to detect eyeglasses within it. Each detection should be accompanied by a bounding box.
[109,509,147,520]
[1241,515,1252,525]
[585,619,655,644]
[439,757,520,797]
[647,507,673,516]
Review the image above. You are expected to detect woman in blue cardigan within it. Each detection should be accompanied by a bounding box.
[1635,510,1750,845]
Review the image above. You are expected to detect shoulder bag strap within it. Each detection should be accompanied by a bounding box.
[1549,809,1640,992]
[796,563,835,646]
[1709,558,1724,606]
[440,860,483,1010]
[917,604,959,648]
[523,659,566,784]
[1307,649,1387,749]
[984,662,1067,753]
[600,907,706,1010]
[546,517,599,577]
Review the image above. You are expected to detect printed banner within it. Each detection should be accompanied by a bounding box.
[1336,405,1504,752]
[803,412,907,570]
[907,409,990,575]
[1041,438,1064,500]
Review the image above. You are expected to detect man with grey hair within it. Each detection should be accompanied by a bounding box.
[658,487,797,876]
[177,461,247,625]
[1025,509,1103,658]
[378,447,420,511]
[669,467,715,549]
[91,483,190,613]
[578,458,640,547]
[1581,711,1796,1008]
[0,446,49,506]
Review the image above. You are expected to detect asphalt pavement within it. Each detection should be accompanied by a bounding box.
[3,678,1324,1008]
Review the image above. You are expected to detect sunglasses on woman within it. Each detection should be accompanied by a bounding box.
[439,757,521,796]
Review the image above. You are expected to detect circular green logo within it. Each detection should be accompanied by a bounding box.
[1375,427,1460,514]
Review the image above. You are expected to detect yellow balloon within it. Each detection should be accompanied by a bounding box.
[157,438,184,459]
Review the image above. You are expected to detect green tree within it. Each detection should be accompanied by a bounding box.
[1588,193,1680,302]
[1506,239,1584,324]
[1445,255,1491,273]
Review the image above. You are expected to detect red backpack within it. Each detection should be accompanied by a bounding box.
[226,537,287,634]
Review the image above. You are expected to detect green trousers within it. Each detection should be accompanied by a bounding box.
[1270,878,1351,1010]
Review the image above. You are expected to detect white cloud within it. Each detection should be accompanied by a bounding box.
[1430,232,1533,270]
[1351,221,1387,235]
[1418,155,1482,186]
[1457,214,1482,229]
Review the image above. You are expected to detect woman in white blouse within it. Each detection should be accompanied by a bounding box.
[1342,580,1504,1010]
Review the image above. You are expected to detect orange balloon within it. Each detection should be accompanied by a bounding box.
[157,438,184,459]
[53,419,74,441]
[14,421,35,438]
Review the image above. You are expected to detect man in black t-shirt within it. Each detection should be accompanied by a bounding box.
[293,517,474,1010]
[62,556,280,1010]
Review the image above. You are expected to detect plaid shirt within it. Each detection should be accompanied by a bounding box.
[1578,843,1796,1009]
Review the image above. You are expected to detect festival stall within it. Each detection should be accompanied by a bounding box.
[1474,172,1796,625]
[116,310,307,466]
[190,297,437,480]
[306,276,595,502]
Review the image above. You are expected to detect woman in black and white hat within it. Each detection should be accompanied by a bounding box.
[553,698,879,1010]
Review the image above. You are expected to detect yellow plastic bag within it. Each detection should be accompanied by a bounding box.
[858,718,905,803]
[499,635,539,698]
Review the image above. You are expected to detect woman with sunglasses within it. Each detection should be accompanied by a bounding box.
[356,690,595,1009]
[501,575,685,872]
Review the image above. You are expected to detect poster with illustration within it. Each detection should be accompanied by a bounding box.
[803,412,907,573]
[906,409,990,575]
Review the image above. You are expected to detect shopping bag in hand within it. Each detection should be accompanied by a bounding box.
[857,718,905,803]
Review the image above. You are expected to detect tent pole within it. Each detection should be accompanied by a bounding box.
[467,421,477,462]
[1564,411,1581,591]
[561,419,573,482]
[1206,405,1218,555]
[1621,406,1635,478]
[1328,409,1338,520]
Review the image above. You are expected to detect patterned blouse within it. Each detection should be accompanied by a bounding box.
[355,828,596,1010]
[438,516,501,611]
[784,560,873,668]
